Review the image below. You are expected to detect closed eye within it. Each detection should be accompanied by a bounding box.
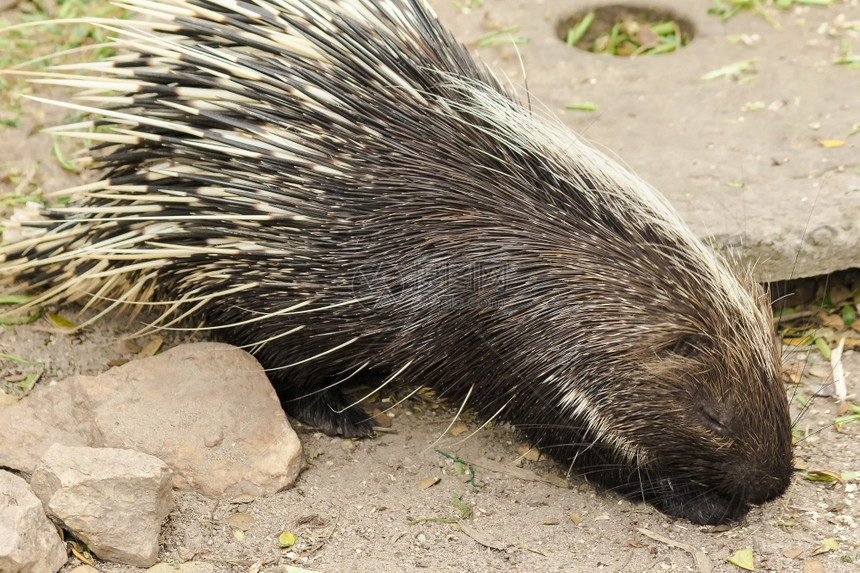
[700,403,730,436]
[669,334,710,359]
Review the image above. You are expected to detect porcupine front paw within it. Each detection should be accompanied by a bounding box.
[281,388,375,438]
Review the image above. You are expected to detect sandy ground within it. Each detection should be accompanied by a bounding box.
[1,1,859,572]
[2,312,858,572]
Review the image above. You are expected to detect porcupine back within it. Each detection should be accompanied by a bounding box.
[1,0,792,524]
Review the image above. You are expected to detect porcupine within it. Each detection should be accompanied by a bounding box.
[0,0,792,524]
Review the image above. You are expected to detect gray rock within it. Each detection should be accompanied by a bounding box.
[0,343,305,498]
[30,445,173,568]
[0,470,67,573]
[0,388,89,473]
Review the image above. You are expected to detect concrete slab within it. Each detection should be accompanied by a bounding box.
[431,0,859,281]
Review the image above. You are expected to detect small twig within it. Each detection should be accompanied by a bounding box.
[637,528,712,573]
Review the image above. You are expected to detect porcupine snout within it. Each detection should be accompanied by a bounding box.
[610,308,793,524]
[701,373,792,518]
[712,396,792,504]
[696,392,793,505]
[632,388,792,524]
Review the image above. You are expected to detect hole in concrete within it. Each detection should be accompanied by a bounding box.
[558,5,695,56]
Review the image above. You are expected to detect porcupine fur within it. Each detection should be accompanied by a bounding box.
[0,0,792,524]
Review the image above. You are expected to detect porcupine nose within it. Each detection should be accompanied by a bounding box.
[721,421,792,505]
[722,457,792,505]
[699,399,792,505]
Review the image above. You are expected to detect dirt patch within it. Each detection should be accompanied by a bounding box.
[2,317,858,572]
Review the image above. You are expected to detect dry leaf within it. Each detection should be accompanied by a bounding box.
[69,541,93,565]
[370,408,392,427]
[818,311,846,329]
[138,335,164,358]
[46,313,76,329]
[636,25,659,48]
[818,139,844,148]
[542,473,569,488]
[458,522,507,550]
[416,476,440,490]
[517,445,542,461]
[782,363,803,384]
[782,547,803,559]
[278,531,297,548]
[119,338,141,354]
[727,547,754,571]
[804,470,845,486]
[836,401,855,416]
[449,424,468,437]
[226,512,256,531]
[810,538,838,556]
